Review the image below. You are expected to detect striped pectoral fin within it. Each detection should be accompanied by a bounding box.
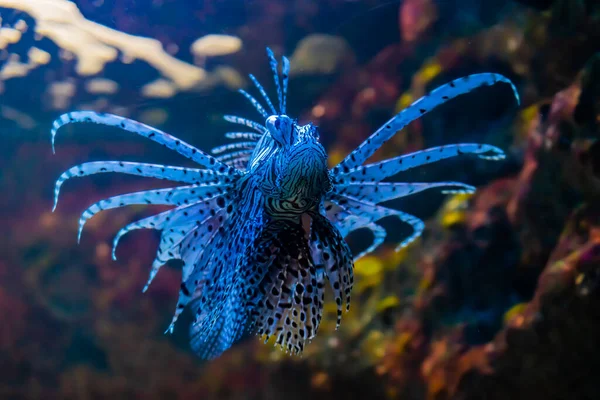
[51,111,238,175]
[335,73,520,171]
[52,161,227,211]
[224,131,263,141]
[334,181,476,204]
[189,284,246,360]
[111,209,175,260]
[336,143,505,184]
[176,210,230,284]
[186,237,248,359]
[229,156,250,171]
[223,115,266,133]
[244,219,323,355]
[329,194,425,251]
[110,194,228,293]
[144,218,210,293]
[310,212,354,326]
[165,202,234,335]
[211,141,257,155]
[272,258,315,355]
[75,185,227,242]
[215,150,253,164]
[322,200,387,261]
[347,219,386,261]
[189,303,229,360]
[152,195,228,294]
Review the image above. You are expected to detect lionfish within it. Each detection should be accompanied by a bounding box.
[50,47,519,359]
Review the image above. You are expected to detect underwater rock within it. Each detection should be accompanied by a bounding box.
[289,34,354,76]
[524,0,600,98]
[453,203,600,400]
[400,0,438,43]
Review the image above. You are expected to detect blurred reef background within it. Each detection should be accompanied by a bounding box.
[0,0,599,399]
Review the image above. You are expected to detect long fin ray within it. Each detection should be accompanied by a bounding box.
[266,47,284,114]
[238,89,269,118]
[215,150,254,163]
[334,181,475,203]
[310,212,354,326]
[249,74,277,115]
[281,56,290,114]
[223,115,266,133]
[52,161,227,211]
[328,193,425,251]
[323,201,387,260]
[336,73,519,171]
[334,144,505,184]
[111,192,228,260]
[51,111,237,175]
[211,141,257,155]
[224,131,263,141]
[77,184,226,242]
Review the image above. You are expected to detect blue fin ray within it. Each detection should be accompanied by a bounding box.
[266,47,284,114]
[111,192,228,260]
[52,161,227,212]
[223,115,266,133]
[336,74,519,171]
[211,141,257,154]
[324,200,387,260]
[343,217,386,261]
[146,207,226,293]
[51,111,237,175]
[310,212,354,328]
[215,150,253,163]
[76,185,226,242]
[335,181,475,204]
[224,131,263,141]
[190,298,236,359]
[328,193,425,251]
[166,203,235,334]
[334,144,505,184]
[249,74,277,115]
[238,89,269,118]
[281,56,290,114]
[229,156,250,170]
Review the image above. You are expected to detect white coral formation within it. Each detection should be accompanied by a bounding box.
[0,0,246,101]
[191,34,242,57]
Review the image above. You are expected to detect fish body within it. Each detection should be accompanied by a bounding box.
[50,47,519,359]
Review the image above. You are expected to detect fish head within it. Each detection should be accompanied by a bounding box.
[263,115,332,207]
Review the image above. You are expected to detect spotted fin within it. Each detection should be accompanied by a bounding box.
[335,73,519,171]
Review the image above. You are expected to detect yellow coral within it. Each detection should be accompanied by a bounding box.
[376,296,400,313]
[354,256,384,277]
[416,60,442,85]
[395,92,414,114]
[503,302,527,324]
[361,330,387,363]
[327,146,347,168]
[438,193,473,228]
[354,256,385,293]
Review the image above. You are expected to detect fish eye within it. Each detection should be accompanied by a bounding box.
[266,115,294,146]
